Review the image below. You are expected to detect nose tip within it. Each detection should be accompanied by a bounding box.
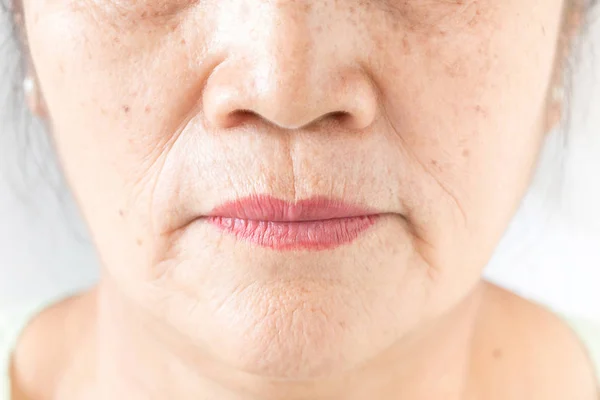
[202,59,379,131]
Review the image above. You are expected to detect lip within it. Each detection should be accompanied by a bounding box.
[206,195,380,250]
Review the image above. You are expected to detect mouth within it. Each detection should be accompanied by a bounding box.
[206,194,381,250]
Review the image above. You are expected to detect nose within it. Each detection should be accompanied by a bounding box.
[202,2,379,132]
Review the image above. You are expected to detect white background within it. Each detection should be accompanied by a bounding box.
[1,10,599,320]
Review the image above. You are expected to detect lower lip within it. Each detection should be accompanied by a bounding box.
[207,215,379,250]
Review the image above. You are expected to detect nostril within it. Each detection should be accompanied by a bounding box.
[225,109,352,131]
[328,111,350,122]
[224,109,260,129]
[235,109,258,120]
[313,111,352,128]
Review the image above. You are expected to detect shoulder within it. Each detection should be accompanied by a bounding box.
[474,284,598,400]
[0,299,56,400]
[1,291,90,400]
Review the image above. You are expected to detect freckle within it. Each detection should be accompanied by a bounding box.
[136,238,143,246]
[492,348,503,359]
[474,105,488,117]
[181,38,186,45]
[123,105,130,113]
[145,106,152,113]
[462,149,470,158]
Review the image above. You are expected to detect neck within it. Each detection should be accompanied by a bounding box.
[90,280,484,400]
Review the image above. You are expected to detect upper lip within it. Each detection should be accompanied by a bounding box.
[208,194,378,222]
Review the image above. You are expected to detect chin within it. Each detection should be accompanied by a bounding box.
[203,281,385,381]
[142,219,424,380]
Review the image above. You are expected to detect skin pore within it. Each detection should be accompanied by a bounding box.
[8,0,599,399]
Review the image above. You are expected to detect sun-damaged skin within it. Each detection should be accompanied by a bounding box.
[9,0,598,399]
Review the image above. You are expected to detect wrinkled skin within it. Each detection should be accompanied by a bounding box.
[12,0,597,399]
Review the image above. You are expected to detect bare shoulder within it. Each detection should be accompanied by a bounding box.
[10,290,96,400]
[473,283,598,400]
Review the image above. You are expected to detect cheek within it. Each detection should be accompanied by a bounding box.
[25,1,223,166]
[24,6,217,269]
[372,0,562,259]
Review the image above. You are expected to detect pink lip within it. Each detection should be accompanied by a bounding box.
[207,195,380,250]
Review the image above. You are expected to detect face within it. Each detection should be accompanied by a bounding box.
[22,0,567,379]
